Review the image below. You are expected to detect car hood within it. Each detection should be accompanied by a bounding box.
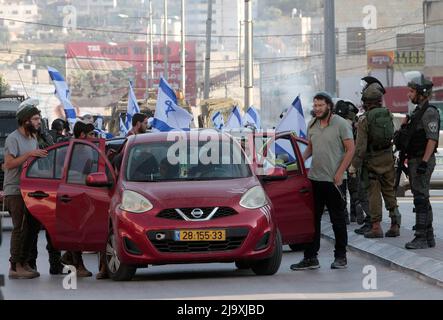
[122,176,260,207]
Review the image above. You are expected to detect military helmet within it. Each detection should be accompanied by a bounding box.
[334,100,350,119]
[361,82,385,102]
[16,98,41,122]
[407,74,433,97]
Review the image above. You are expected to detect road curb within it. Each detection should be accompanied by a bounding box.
[321,222,443,288]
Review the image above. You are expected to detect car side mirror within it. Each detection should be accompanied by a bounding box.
[262,167,288,181]
[86,172,112,188]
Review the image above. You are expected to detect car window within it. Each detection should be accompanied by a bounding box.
[27,145,68,179]
[296,140,312,169]
[273,137,301,174]
[126,139,251,182]
[67,143,99,185]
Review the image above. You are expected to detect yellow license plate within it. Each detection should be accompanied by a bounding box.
[176,230,226,241]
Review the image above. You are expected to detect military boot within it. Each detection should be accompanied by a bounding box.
[355,203,365,225]
[355,223,371,235]
[364,222,384,238]
[405,226,428,249]
[406,198,431,249]
[385,208,401,237]
[426,205,435,248]
[427,226,436,248]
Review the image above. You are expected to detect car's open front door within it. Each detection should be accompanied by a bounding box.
[21,142,70,246]
[258,133,315,245]
[55,139,115,251]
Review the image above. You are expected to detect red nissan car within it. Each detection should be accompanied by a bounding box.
[20,130,314,281]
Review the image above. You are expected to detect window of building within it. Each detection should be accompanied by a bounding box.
[396,33,424,52]
[347,27,366,55]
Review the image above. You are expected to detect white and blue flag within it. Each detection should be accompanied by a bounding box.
[275,96,307,138]
[125,80,140,130]
[243,106,261,129]
[211,111,224,130]
[119,117,129,136]
[225,105,242,129]
[152,77,193,131]
[47,67,76,130]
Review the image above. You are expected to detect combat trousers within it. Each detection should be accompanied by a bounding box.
[367,152,399,223]
[408,156,436,236]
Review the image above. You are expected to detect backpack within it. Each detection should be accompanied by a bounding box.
[366,107,394,151]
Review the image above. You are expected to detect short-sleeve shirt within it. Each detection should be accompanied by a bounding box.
[307,115,354,182]
[3,130,38,196]
[412,103,440,142]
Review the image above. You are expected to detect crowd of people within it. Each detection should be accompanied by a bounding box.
[1,72,440,279]
[290,73,440,271]
[2,102,150,279]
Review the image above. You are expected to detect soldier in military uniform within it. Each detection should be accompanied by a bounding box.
[349,77,402,238]
[403,75,440,249]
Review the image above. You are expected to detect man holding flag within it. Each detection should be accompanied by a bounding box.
[151,77,193,132]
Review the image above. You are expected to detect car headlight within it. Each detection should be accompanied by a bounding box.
[120,190,153,213]
[239,186,268,209]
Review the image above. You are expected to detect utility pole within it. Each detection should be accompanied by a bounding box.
[180,0,186,100]
[164,0,168,80]
[324,0,336,96]
[244,0,253,109]
[149,0,154,88]
[203,0,213,101]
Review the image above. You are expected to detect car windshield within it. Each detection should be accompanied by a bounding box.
[125,139,251,182]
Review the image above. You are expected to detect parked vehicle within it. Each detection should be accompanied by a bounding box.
[20,130,315,280]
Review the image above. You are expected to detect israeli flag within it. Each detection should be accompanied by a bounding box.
[119,117,129,136]
[47,67,76,130]
[125,81,140,130]
[225,105,243,129]
[152,77,193,132]
[243,106,261,129]
[275,96,307,138]
[211,111,225,130]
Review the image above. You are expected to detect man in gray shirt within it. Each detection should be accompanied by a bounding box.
[3,98,47,279]
[290,92,355,271]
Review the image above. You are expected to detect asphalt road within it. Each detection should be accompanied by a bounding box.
[1,234,442,300]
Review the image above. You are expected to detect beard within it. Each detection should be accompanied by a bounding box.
[316,109,330,120]
[24,122,39,135]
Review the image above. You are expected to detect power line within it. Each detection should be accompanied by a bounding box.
[0,16,442,39]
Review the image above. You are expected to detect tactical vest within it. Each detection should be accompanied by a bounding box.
[407,103,440,158]
[366,107,394,152]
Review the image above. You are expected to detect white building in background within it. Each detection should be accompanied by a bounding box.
[186,0,245,53]
[0,0,39,41]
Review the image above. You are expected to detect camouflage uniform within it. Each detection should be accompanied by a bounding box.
[352,113,401,231]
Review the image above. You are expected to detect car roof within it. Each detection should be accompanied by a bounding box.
[127,130,233,145]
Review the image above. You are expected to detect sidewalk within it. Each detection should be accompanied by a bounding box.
[321,198,443,287]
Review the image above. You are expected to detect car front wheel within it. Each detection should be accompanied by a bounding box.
[250,230,282,276]
[105,229,137,281]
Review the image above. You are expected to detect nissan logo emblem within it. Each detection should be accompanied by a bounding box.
[191,208,204,219]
